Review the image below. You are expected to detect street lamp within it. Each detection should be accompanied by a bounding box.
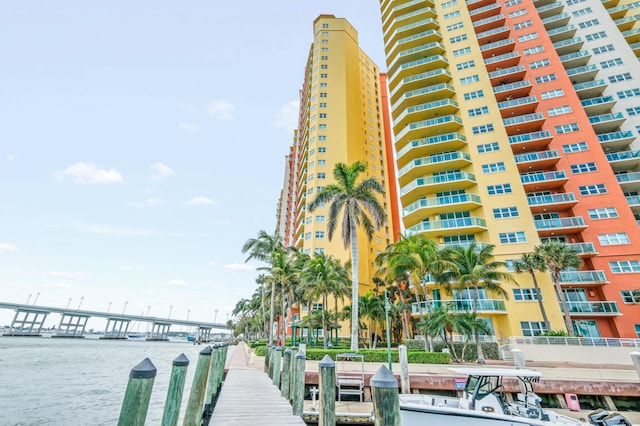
[26,294,32,305]
[168,305,173,319]
[107,302,112,314]
[33,292,40,305]
[123,300,128,314]
[147,305,151,317]
[187,309,191,321]
[384,288,392,371]
[78,296,84,310]
[66,298,72,309]
[214,309,218,324]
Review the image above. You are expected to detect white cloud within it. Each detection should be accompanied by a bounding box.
[274,100,300,131]
[185,196,216,206]
[207,261,223,267]
[45,271,84,280]
[207,100,235,120]
[0,243,19,254]
[216,219,231,225]
[53,162,124,184]
[224,263,255,271]
[179,121,199,132]
[7,154,15,161]
[150,162,174,182]
[163,279,187,287]
[127,198,165,208]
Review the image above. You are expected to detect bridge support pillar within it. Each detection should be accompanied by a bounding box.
[3,308,50,336]
[147,322,170,341]
[198,326,212,343]
[53,313,89,338]
[101,317,131,340]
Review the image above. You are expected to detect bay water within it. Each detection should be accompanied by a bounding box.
[0,336,233,425]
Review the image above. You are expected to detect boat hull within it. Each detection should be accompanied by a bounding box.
[400,404,541,426]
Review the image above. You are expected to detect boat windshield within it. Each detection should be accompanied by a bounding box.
[465,375,501,398]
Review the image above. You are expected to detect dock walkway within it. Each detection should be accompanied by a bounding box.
[210,342,306,425]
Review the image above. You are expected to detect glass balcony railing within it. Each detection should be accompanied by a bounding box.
[535,216,586,230]
[498,95,537,110]
[480,38,515,52]
[597,130,634,142]
[567,242,597,255]
[581,95,615,107]
[403,193,482,214]
[396,41,445,61]
[567,64,598,76]
[401,115,462,132]
[396,83,455,103]
[503,112,545,126]
[489,65,526,80]
[470,2,501,15]
[521,170,567,184]
[393,54,448,76]
[396,132,467,158]
[401,171,476,194]
[606,150,640,162]
[559,50,590,62]
[476,25,510,40]
[626,195,640,206]
[394,6,437,24]
[589,112,624,124]
[398,151,471,176]
[515,149,559,163]
[411,299,506,314]
[541,12,569,24]
[407,216,487,233]
[484,51,520,65]
[616,172,640,183]
[559,270,608,284]
[493,80,532,94]
[396,29,442,46]
[552,36,583,49]
[527,192,576,206]
[573,79,607,91]
[563,301,620,314]
[473,14,505,28]
[509,130,552,144]
[547,24,576,36]
[537,1,563,13]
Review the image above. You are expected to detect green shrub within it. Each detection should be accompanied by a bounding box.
[254,346,266,356]
[391,339,500,362]
[302,348,450,364]
[540,330,569,337]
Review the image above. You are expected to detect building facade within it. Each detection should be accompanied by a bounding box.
[380,0,640,338]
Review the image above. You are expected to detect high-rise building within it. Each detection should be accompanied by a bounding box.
[276,15,401,337]
[380,0,640,339]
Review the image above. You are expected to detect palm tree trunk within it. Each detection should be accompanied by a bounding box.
[281,285,286,345]
[268,282,276,346]
[531,272,552,331]
[421,280,434,352]
[349,222,359,352]
[552,273,575,336]
[472,285,485,364]
[322,293,328,349]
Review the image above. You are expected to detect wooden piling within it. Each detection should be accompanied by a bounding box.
[292,350,306,416]
[118,357,156,426]
[289,347,297,402]
[205,345,221,406]
[161,354,189,426]
[182,346,212,426]
[631,351,640,379]
[273,346,283,388]
[264,345,272,374]
[318,354,336,426]
[370,365,400,426]
[281,348,292,398]
[398,345,410,394]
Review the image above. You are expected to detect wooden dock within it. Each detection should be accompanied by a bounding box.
[209,342,306,425]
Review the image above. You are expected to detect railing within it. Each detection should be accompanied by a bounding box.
[470,2,501,16]
[407,216,486,232]
[559,270,608,283]
[503,112,545,126]
[521,170,567,183]
[573,79,607,91]
[394,6,437,23]
[480,38,515,52]
[477,26,510,39]
[515,149,559,163]
[552,36,583,49]
[489,65,526,79]
[411,299,506,314]
[547,24,575,36]
[567,242,597,255]
[598,130,634,142]
[473,14,505,27]
[493,79,532,94]
[507,336,640,347]
[498,95,537,110]
[403,193,482,214]
[606,150,640,162]
[396,115,463,141]
[395,83,455,107]
[395,41,445,60]
[396,132,467,158]
[589,112,624,124]
[616,172,640,183]
[527,192,576,206]
[559,50,590,62]
[626,195,640,205]
[567,64,598,76]
[563,301,620,314]
[581,95,614,107]
[537,1,563,13]
[509,130,552,144]
[399,151,471,174]
[400,171,476,195]
[484,50,519,65]
[393,29,442,48]
[534,216,586,230]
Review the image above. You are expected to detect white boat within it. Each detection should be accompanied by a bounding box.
[399,367,631,425]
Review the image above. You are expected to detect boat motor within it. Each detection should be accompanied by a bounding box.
[588,409,632,425]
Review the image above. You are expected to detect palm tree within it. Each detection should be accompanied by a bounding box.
[270,248,297,345]
[534,241,583,336]
[359,291,385,349]
[513,252,551,332]
[417,303,472,362]
[440,243,516,364]
[308,161,386,352]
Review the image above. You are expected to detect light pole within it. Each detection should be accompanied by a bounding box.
[123,300,128,314]
[107,302,112,314]
[147,305,151,317]
[384,288,393,372]
[187,309,191,321]
[33,292,40,305]
[214,309,218,324]
[77,296,84,310]
[26,294,32,305]
[168,305,173,319]
[66,298,72,309]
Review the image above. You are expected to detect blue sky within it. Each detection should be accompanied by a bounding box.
[0,1,386,328]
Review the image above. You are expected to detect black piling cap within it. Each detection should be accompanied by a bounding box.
[173,353,189,367]
[199,346,212,356]
[129,357,157,379]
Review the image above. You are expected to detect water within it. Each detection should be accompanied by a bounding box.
[0,336,233,425]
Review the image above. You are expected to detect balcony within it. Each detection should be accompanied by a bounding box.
[606,150,640,171]
[480,38,515,58]
[498,95,538,118]
[473,14,506,32]
[527,192,578,213]
[396,132,467,164]
[398,151,471,185]
[384,6,438,34]
[384,18,440,49]
[489,65,526,86]
[391,82,455,112]
[559,50,591,68]
[387,29,443,62]
[547,24,577,42]
[390,69,452,101]
[470,2,502,20]
[395,115,463,144]
[566,64,599,84]
[534,216,587,236]
[559,270,609,286]
[411,299,506,315]
[484,51,520,71]
[388,41,446,74]
[393,99,459,133]
[493,79,532,101]
[389,54,449,82]
[521,170,568,191]
[614,16,637,31]
[563,301,620,316]
[567,242,598,257]
[503,112,545,135]
[406,216,488,237]
[598,130,635,150]
[580,95,615,116]
[552,37,583,55]
[623,28,640,43]
[631,41,640,54]
[509,130,553,152]
[381,0,432,24]
[536,1,564,18]
[402,193,482,223]
[573,79,607,99]
[515,149,560,172]
[616,172,640,192]
[601,0,620,8]
[466,0,496,11]
[400,172,477,204]
[589,112,625,133]
[542,12,570,29]
[606,4,631,20]
[476,25,510,44]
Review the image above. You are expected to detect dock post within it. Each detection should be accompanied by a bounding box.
[292,349,306,416]
[183,346,212,426]
[631,351,640,379]
[512,348,526,369]
[399,345,410,394]
[204,344,221,407]
[370,365,400,426]
[161,354,189,426]
[318,354,336,426]
[282,348,292,397]
[264,345,272,374]
[118,357,156,426]
[273,346,283,387]
[217,343,228,388]
[289,347,297,402]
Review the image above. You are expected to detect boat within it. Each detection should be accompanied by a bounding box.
[399,367,631,425]
[127,333,146,340]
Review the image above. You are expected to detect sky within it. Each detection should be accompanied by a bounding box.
[0,1,387,329]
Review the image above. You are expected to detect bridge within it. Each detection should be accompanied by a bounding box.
[0,302,227,341]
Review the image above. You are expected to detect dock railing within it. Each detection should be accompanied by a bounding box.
[507,336,640,347]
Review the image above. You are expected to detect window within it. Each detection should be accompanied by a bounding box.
[493,207,519,218]
[319,92,327,97]
[555,123,579,134]
[464,90,484,100]
[593,44,614,54]
[579,184,607,195]
[457,60,475,70]
[521,321,547,337]
[562,141,588,153]
[508,9,528,17]
[636,325,640,338]
[618,88,640,99]
[572,7,592,16]
[468,106,489,117]
[609,73,632,83]
[314,248,324,255]
[319,103,327,108]
[513,289,541,301]
[317,159,326,166]
[477,142,500,153]
[548,105,572,116]
[585,31,607,41]
[541,89,565,99]
[446,21,464,31]
[535,73,557,83]
[598,233,630,245]
[320,64,328,70]
[442,0,458,8]
[444,10,461,19]
[513,20,532,30]
[318,135,327,141]
[460,75,480,85]
[319,113,327,118]
[601,58,622,68]
[304,232,311,240]
[570,162,597,174]
[450,34,468,43]
[472,124,494,134]
[610,261,640,273]
[482,162,506,173]
[315,215,325,223]
[524,45,544,55]
[453,47,471,57]
[315,231,325,238]
[621,290,640,303]
[320,56,328,61]
[505,0,522,5]
[488,183,512,195]
[519,32,539,42]
[627,107,640,116]
[322,23,329,28]
[567,0,585,4]
[317,172,326,179]
[530,59,550,69]
[320,73,328,78]
[578,19,599,28]
[499,231,526,243]
[318,147,326,152]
